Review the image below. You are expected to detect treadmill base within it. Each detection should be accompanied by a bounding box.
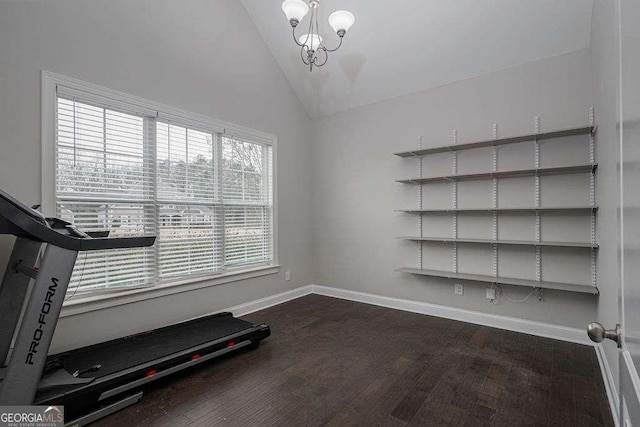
[32,313,270,424]
[65,391,143,427]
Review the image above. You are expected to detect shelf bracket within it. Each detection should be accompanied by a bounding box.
[534,116,542,282]
[492,124,499,277]
[452,130,458,273]
[418,136,424,270]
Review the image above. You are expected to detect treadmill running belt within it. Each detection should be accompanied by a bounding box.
[56,313,254,378]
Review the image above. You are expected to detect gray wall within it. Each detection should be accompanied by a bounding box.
[0,0,313,353]
[0,1,616,355]
[591,0,622,393]
[310,49,597,329]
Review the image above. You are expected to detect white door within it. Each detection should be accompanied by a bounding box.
[619,0,640,423]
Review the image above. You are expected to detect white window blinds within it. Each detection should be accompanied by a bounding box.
[222,136,273,266]
[156,121,222,278]
[55,91,274,296]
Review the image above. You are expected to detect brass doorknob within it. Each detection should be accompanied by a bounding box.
[587,322,621,347]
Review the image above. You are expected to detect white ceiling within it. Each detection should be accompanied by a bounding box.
[241,0,593,118]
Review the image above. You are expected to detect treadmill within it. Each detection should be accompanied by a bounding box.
[0,189,271,425]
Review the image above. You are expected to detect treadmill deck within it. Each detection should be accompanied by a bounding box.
[52,313,256,379]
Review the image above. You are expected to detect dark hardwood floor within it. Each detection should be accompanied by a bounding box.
[94,294,614,426]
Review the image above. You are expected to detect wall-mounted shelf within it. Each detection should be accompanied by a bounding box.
[396,268,599,295]
[397,206,598,214]
[396,236,598,249]
[397,164,597,185]
[394,126,595,158]
[395,118,598,297]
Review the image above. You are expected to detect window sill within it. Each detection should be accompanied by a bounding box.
[60,265,280,318]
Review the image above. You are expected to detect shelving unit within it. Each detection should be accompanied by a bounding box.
[395,112,599,296]
[395,236,599,249]
[394,126,594,157]
[397,206,598,214]
[396,268,599,295]
[397,164,596,185]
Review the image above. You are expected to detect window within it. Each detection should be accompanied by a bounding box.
[50,80,274,296]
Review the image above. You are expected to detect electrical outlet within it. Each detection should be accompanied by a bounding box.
[454,283,464,296]
[285,271,291,281]
[486,288,496,300]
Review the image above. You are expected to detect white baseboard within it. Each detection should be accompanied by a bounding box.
[220,283,588,345]
[311,284,590,345]
[227,285,313,317]
[595,344,620,426]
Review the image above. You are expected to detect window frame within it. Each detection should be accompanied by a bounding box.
[42,71,279,313]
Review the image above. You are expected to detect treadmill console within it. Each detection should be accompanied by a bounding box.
[0,189,48,226]
[0,188,155,251]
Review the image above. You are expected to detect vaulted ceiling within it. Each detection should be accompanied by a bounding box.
[241,0,593,118]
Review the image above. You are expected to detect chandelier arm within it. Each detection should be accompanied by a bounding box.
[313,48,329,67]
[300,46,311,65]
[292,26,304,47]
[323,36,343,53]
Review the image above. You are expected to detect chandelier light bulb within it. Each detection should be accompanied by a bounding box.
[299,33,323,51]
[328,10,355,35]
[282,0,309,26]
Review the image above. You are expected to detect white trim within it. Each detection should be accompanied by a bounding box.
[271,136,279,267]
[224,285,313,318]
[596,344,621,426]
[63,281,598,344]
[41,71,57,217]
[621,351,640,426]
[60,265,280,317]
[310,284,591,345]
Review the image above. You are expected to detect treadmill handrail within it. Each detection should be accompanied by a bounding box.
[0,191,155,251]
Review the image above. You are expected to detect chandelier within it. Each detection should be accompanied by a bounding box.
[281,0,355,72]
